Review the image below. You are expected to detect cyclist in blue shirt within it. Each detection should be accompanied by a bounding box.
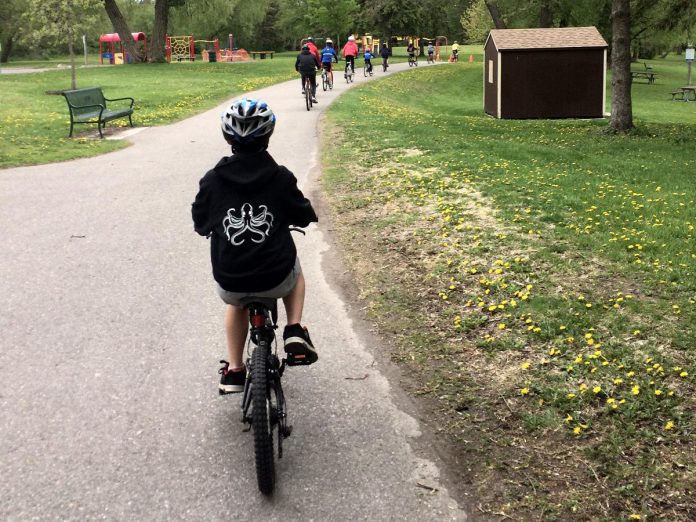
[320,38,339,76]
[363,47,374,73]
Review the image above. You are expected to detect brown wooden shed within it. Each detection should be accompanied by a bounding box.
[484,27,608,119]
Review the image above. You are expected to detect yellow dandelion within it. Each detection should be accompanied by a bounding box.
[593,386,602,394]
[520,362,530,370]
[632,385,640,395]
[664,421,674,430]
[520,388,529,395]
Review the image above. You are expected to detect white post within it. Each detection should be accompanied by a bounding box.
[686,48,694,86]
[83,35,87,66]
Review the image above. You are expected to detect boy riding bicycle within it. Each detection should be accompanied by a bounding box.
[321,39,339,76]
[363,47,374,73]
[192,98,319,394]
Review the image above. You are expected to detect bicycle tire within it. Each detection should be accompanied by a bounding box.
[304,80,311,111]
[251,343,276,495]
[329,70,333,90]
[322,73,327,91]
[363,64,368,77]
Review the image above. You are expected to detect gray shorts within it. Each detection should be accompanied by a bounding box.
[216,258,302,306]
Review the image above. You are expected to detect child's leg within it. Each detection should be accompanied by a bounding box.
[224,304,248,369]
[282,271,305,325]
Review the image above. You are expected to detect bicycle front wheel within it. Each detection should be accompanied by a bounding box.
[251,344,276,495]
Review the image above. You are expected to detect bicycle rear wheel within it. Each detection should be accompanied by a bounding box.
[251,343,276,495]
[322,72,328,91]
[304,80,311,111]
[363,64,368,77]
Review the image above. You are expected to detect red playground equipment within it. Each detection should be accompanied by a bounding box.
[99,32,147,64]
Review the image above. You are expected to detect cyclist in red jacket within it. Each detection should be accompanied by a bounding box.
[342,35,359,75]
[305,36,321,63]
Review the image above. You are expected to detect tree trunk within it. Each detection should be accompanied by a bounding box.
[103,0,143,63]
[148,0,169,63]
[485,0,506,29]
[539,0,553,28]
[609,0,633,132]
[68,29,77,90]
[1,33,14,63]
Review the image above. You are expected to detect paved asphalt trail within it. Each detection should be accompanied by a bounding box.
[1,61,466,521]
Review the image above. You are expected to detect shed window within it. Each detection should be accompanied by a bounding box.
[488,60,494,83]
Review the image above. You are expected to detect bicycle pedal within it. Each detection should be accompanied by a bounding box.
[285,353,312,366]
[282,425,293,438]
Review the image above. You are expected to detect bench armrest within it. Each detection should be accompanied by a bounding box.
[105,96,135,108]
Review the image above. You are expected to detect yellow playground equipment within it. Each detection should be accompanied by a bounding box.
[360,34,381,54]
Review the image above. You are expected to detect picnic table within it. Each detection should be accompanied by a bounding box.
[250,51,274,59]
[670,86,696,102]
[631,62,657,84]
[631,71,657,84]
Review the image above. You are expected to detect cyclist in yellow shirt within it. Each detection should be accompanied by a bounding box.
[451,41,460,62]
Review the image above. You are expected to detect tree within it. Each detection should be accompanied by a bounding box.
[462,0,494,43]
[103,0,144,62]
[24,0,103,89]
[609,0,632,132]
[148,0,170,62]
[0,0,24,63]
[306,0,358,43]
[485,0,507,29]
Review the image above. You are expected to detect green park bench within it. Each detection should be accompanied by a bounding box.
[62,87,135,138]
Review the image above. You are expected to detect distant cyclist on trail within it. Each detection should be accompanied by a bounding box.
[305,36,321,63]
[320,38,339,75]
[342,35,359,76]
[407,40,415,57]
[427,41,435,61]
[192,98,319,394]
[380,42,390,70]
[363,47,374,73]
[451,41,460,61]
[295,44,320,103]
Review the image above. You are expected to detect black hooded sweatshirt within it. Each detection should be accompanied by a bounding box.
[192,150,318,292]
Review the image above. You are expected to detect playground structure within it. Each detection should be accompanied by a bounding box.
[99,32,147,64]
[361,34,381,54]
[166,34,250,63]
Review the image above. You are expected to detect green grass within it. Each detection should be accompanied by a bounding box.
[0,56,296,168]
[322,55,695,521]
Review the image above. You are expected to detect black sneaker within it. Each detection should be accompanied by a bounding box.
[283,324,318,365]
[218,360,246,395]
[312,97,318,103]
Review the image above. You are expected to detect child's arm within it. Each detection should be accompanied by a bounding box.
[192,174,213,236]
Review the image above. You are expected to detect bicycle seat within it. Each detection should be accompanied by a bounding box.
[239,297,278,324]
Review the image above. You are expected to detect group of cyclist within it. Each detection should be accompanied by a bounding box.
[295,36,393,101]
[295,35,462,100]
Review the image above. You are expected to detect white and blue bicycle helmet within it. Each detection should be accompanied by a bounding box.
[221,98,276,144]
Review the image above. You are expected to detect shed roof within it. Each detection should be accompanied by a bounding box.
[487,27,607,51]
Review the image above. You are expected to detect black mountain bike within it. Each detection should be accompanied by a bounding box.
[408,53,418,67]
[240,230,311,495]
